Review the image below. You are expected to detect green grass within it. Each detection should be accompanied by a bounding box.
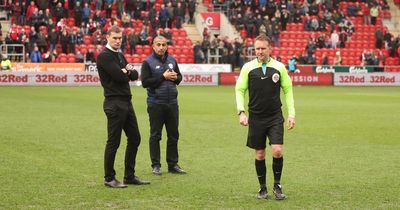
[0,86,399,209]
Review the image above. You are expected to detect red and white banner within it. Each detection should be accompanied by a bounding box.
[181,72,218,86]
[334,73,400,86]
[0,72,218,86]
[200,12,221,30]
[0,72,101,86]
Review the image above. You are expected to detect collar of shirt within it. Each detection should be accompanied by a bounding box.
[257,57,271,74]
[106,44,120,52]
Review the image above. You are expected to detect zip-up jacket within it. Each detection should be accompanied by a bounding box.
[141,52,182,105]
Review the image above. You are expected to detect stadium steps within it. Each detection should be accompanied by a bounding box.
[182,24,203,44]
[0,19,10,36]
[383,0,400,36]
[0,10,10,36]
[181,0,208,44]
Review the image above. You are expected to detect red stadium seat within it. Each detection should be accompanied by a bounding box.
[143,45,152,55]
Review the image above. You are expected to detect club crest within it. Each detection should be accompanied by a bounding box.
[272,73,280,83]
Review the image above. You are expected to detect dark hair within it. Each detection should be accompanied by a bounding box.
[107,25,122,35]
[254,34,272,44]
[153,35,167,44]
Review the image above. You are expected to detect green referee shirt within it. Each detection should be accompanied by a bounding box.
[235,57,295,118]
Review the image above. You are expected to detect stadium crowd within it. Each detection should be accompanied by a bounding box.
[0,0,399,68]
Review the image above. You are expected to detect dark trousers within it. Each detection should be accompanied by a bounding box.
[147,103,179,168]
[103,97,141,182]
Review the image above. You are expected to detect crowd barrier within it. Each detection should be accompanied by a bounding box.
[1,63,399,86]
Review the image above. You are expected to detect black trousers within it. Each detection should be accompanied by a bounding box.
[147,103,179,168]
[103,97,141,182]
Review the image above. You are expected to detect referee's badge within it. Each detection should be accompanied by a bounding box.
[272,73,280,83]
[168,63,174,69]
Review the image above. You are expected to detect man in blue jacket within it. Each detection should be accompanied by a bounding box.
[141,36,186,176]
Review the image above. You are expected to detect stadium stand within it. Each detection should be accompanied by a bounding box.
[203,0,400,71]
[2,0,194,63]
[0,0,399,71]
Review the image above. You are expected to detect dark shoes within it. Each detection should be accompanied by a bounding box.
[104,179,127,188]
[257,186,268,199]
[168,165,186,174]
[123,176,151,185]
[273,184,286,200]
[152,166,162,176]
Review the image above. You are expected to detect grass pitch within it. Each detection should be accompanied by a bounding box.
[0,86,399,209]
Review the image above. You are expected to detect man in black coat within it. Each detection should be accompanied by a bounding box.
[97,25,150,188]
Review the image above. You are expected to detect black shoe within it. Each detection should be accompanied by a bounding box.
[152,166,162,175]
[273,184,286,200]
[257,186,268,199]
[104,179,127,188]
[168,165,186,174]
[123,176,151,185]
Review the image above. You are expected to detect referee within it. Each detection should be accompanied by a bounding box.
[235,34,295,200]
[97,25,150,188]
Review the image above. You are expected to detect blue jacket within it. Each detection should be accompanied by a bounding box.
[141,52,182,105]
[30,51,42,63]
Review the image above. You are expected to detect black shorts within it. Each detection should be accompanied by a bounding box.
[247,112,284,149]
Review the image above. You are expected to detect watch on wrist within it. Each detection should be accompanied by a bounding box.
[238,110,245,115]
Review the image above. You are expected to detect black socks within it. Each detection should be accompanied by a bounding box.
[272,157,283,184]
[255,159,266,187]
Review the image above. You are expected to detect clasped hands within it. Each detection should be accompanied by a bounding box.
[163,69,178,81]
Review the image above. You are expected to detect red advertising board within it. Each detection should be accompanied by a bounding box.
[200,12,221,30]
[289,72,333,85]
[297,65,314,73]
[219,72,239,85]
[219,72,333,86]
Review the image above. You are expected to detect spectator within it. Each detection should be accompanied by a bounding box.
[74,1,83,26]
[370,4,379,25]
[82,3,91,25]
[139,27,149,45]
[1,54,11,71]
[162,28,173,45]
[287,55,299,73]
[36,31,47,53]
[85,48,95,63]
[174,2,185,29]
[375,28,383,49]
[75,50,84,63]
[194,41,205,64]
[54,2,65,23]
[333,51,342,65]
[69,31,78,54]
[121,12,132,28]
[362,4,371,25]
[339,31,348,48]
[331,30,339,49]
[188,0,196,24]
[306,54,317,65]
[347,2,361,17]
[166,2,174,28]
[60,30,69,53]
[30,46,42,62]
[202,27,210,41]
[128,31,138,54]
[322,53,329,65]
[159,4,169,29]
